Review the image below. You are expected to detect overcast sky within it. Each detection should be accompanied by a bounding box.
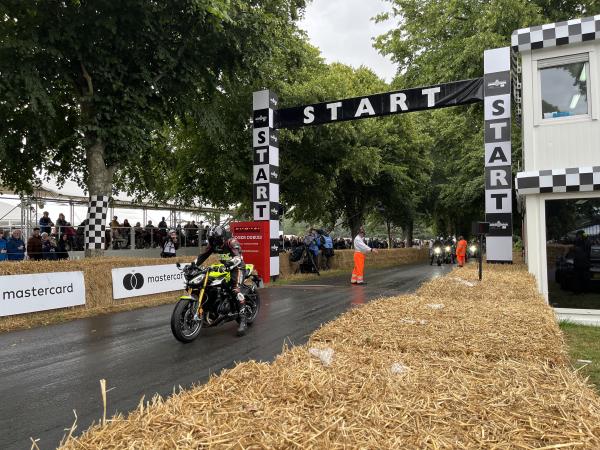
[299,0,397,82]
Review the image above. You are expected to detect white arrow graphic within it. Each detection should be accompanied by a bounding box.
[487,79,506,88]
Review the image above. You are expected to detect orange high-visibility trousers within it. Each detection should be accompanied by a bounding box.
[351,252,366,284]
[457,255,466,267]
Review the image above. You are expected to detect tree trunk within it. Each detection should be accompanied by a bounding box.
[386,219,392,249]
[405,220,414,248]
[84,141,114,257]
[347,213,363,241]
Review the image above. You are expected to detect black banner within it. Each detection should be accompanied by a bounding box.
[276,78,483,129]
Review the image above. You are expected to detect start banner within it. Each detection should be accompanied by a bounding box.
[0,271,86,317]
[112,264,186,300]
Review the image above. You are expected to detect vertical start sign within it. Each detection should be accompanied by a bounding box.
[231,222,271,284]
[252,89,281,278]
[483,47,513,263]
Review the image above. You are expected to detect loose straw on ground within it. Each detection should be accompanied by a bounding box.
[59,264,600,449]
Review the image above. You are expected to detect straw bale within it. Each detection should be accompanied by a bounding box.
[312,265,566,365]
[59,264,600,449]
[279,247,429,276]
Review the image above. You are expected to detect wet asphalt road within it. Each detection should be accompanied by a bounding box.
[0,263,449,449]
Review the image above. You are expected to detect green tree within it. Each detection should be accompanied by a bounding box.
[157,39,322,212]
[279,63,431,238]
[375,0,600,237]
[0,0,306,253]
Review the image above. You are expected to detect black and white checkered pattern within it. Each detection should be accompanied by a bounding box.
[512,15,600,53]
[516,167,600,195]
[253,89,280,277]
[85,195,109,249]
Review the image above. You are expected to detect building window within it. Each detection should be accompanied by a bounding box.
[546,198,600,309]
[539,54,589,120]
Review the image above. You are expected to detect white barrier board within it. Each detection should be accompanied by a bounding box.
[0,271,86,317]
[112,264,186,300]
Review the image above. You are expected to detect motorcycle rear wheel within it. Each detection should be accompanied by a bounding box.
[246,290,261,325]
[171,299,202,343]
[237,290,261,326]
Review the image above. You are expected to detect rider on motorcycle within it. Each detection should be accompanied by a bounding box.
[430,237,443,265]
[195,226,249,336]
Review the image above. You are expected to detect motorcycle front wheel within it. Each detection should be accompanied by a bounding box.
[171,299,202,343]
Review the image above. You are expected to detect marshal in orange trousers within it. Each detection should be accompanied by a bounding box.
[351,252,366,284]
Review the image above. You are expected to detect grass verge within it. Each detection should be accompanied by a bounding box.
[560,320,600,392]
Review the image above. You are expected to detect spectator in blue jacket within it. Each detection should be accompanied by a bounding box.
[304,228,321,268]
[0,230,7,261]
[39,211,54,235]
[322,232,334,270]
[6,229,26,261]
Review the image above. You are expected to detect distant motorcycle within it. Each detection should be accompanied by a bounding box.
[468,243,478,261]
[170,260,262,342]
[443,245,453,264]
[430,246,443,266]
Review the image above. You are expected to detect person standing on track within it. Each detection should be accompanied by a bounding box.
[456,235,467,267]
[351,226,378,285]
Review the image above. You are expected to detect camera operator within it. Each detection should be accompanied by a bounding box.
[161,230,179,258]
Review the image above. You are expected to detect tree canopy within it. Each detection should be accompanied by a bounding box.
[374,0,600,236]
[0,0,307,200]
[3,0,600,245]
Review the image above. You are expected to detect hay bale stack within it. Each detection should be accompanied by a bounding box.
[0,256,211,332]
[60,264,600,449]
[312,264,566,364]
[279,247,428,276]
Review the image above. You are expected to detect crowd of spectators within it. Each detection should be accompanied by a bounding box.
[280,233,420,254]
[280,228,421,272]
[0,212,428,263]
[0,211,212,261]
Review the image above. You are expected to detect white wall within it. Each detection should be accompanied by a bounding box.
[521,41,600,172]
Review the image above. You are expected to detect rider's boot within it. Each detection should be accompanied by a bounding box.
[236,292,247,337]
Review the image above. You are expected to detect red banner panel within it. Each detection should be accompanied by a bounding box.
[230,221,271,284]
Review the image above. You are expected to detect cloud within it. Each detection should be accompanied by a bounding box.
[299,0,397,82]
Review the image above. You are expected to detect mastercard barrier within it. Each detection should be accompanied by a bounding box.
[0,271,86,317]
[111,264,186,300]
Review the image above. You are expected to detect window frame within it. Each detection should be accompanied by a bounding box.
[533,50,597,126]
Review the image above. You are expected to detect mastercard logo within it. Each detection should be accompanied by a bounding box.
[123,273,144,290]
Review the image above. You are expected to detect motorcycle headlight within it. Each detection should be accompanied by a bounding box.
[469,245,477,252]
[434,248,441,254]
[445,246,451,252]
[189,273,205,284]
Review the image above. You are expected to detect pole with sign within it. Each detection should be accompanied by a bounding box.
[252,90,281,280]
[472,221,490,281]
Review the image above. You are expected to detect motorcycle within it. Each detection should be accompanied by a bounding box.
[443,245,454,264]
[468,243,478,261]
[170,259,262,342]
[430,246,443,266]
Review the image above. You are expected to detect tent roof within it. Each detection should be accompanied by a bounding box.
[0,177,233,214]
[0,200,24,222]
